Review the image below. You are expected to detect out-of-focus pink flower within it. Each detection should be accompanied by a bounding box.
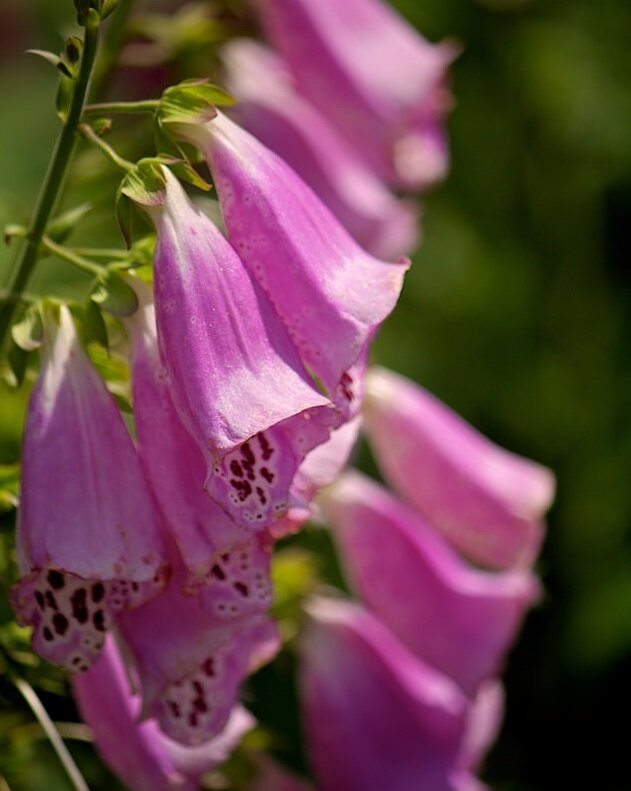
[125,281,250,579]
[300,598,491,791]
[116,536,278,745]
[11,306,164,674]
[251,0,455,190]
[249,754,314,791]
[73,637,255,791]
[171,112,409,418]
[147,168,333,530]
[222,39,420,259]
[363,367,555,569]
[320,471,539,696]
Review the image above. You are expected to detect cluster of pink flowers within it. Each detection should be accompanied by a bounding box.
[10,0,554,789]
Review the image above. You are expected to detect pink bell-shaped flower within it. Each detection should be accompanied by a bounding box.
[363,367,555,569]
[73,637,255,791]
[170,112,409,418]
[125,281,250,579]
[222,39,420,259]
[11,305,165,674]
[251,0,455,190]
[320,471,539,696]
[300,598,491,791]
[115,534,278,745]
[148,168,334,529]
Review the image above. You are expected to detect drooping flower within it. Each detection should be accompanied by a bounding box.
[11,305,165,673]
[222,39,419,259]
[125,279,250,579]
[115,534,278,745]
[73,637,255,791]
[169,112,409,418]
[251,0,455,190]
[320,471,539,696]
[147,168,334,529]
[300,598,493,791]
[363,367,555,569]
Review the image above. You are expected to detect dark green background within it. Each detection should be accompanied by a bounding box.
[1,0,630,789]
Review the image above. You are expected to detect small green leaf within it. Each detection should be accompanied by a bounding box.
[98,0,119,20]
[119,159,167,207]
[90,117,112,136]
[11,305,43,352]
[3,224,26,245]
[46,203,92,244]
[26,49,74,79]
[84,299,109,350]
[91,271,139,317]
[157,80,235,127]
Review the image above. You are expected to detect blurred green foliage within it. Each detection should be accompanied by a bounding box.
[1,0,630,789]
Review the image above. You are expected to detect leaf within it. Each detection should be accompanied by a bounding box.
[84,299,109,350]
[91,271,139,317]
[6,343,29,389]
[26,50,74,79]
[11,305,43,352]
[46,203,92,244]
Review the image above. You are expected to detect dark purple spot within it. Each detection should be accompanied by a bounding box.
[91,582,105,603]
[192,680,203,696]
[230,460,244,477]
[47,570,65,590]
[45,591,58,610]
[71,589,89,624]
[257,433,274,461]
[234,582,249,597]
[188,711,199,727]
[203,658,215,677]
[241,442,255,466]
[260,467,274,483]
[35,591,45,610]
[193,696,208,713]
[340,372,354,402]
[131,582,139,592]
[230,478,253,502]
[52,613,69,636]
[220,553,230,563]
[256,486,267,505]
[43,627,53,641]
[169,701,181,719]
[210,564,226,581]
[93,610,106,632]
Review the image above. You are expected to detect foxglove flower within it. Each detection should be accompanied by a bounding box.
[171,112,409,417]
[125,280,249,579]
[116,536,278,745]
[147,168,334,529]
[300,598,491,791]
[223,39,419,259]
[320,471,538,696]
[73,638,255,791]
[251,0,455,189]
[363,367,555,569]
[250,755,313,791]
[11,306,164,673]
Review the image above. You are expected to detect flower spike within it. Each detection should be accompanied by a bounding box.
[11,305,165,674]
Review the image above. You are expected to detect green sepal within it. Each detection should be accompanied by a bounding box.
[0,463,20,513]
[11,304,43,352]
[84,299,109,350]
[116,158,168,247]
[65,36,83,65]
[26,50,75,79]
[91,270,139,317]
[6,342,29,389]
[157,79,235,127]
[56,75,74,122]
[46,203,93,244]
[155,125,210,190]
[98,0,120,21]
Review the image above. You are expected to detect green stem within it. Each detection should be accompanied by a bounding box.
[83,99,159,115]
[14,676,90,791]
[79,123,133,171]
[0,13,101,350]
[68,246,128,259]
[42,237,102,277]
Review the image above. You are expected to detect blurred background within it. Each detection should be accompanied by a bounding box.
[1,0,630,789]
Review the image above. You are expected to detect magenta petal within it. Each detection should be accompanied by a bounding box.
[223,39,420,259]
[251,755,314,791]
[364,367,555,569]
[321,472,539,695]
[12,306,164,672]
[126,286,249,578]
[151,169,333,528]
[116,542,278,744]
[173,112,409,416]
[300,598,468,791]
[251,0,455,189]
[73,638,255,791]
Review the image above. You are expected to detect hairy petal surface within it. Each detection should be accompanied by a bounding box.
[363,367,555,569]
[173,112,409,418]
[321,471,539,695]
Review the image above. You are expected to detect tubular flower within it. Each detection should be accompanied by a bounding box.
[171,112,409,418]
[11,306,164,674]
[251,0,455,190]
[222,39,419,259]
[116,536,278,745]
[148,168,334,529]
[320,471,539,696]
[299,599,492,791]
[73,637,255,791]
[363,367,555,569]
[125,281,249,579]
